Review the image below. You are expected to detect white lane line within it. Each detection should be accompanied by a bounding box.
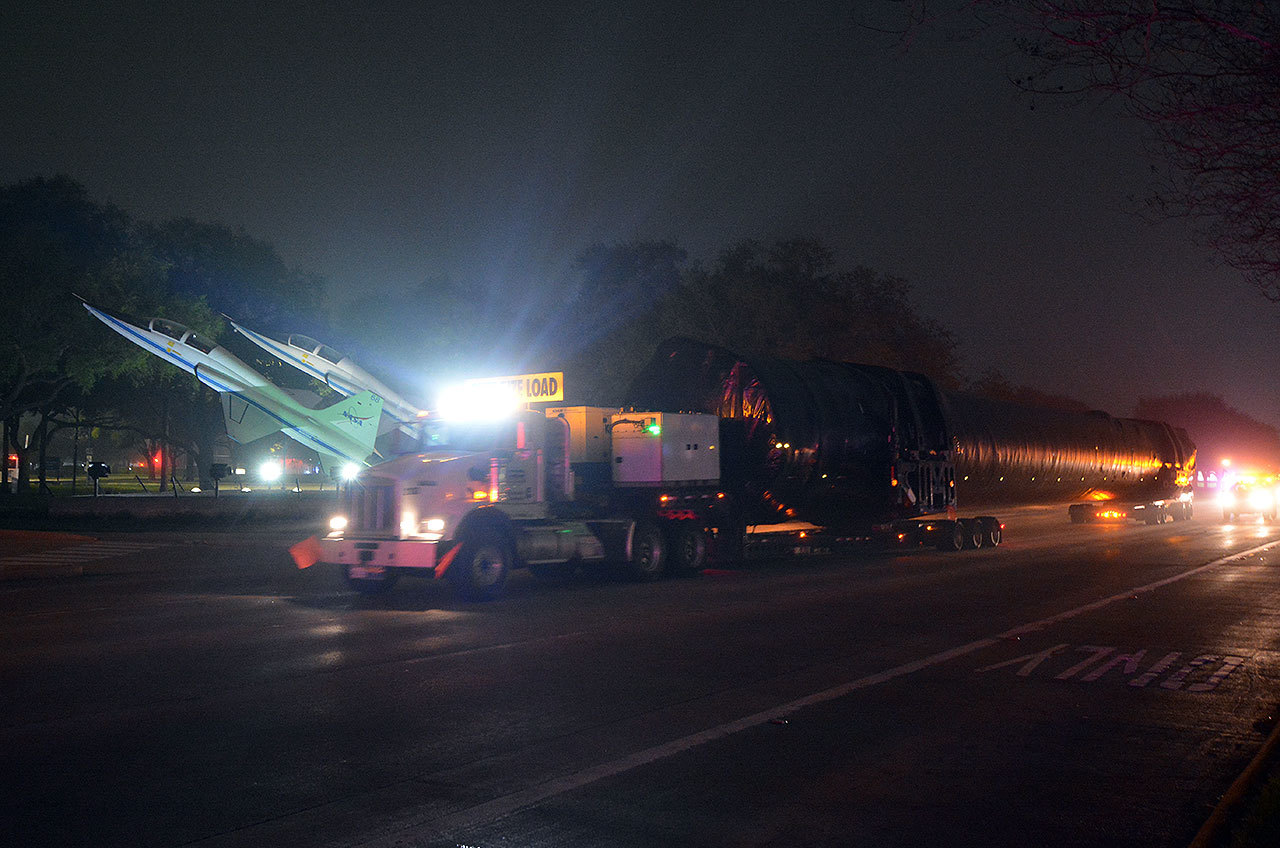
[386,538,1280,842]
[0,542,161,569]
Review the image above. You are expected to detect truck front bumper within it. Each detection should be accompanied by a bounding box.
[319,537,440,571]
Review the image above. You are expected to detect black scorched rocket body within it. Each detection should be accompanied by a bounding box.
[624,339,1195,545]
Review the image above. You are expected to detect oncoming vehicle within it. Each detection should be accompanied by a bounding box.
[1220,477,1280,523]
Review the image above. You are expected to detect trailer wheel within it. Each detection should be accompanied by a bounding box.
[450,530,513,601]
[936,521,965,551]
[343,564,400,595]
[961,519,984,549]
[628,521,667,582]
[981,517,1002,547]
[668,522,708,574]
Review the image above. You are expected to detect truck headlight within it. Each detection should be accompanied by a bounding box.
[418,517,446,541]
[329,515,348,532]
[1218,491,1237,507]
[1249,489,1274,511]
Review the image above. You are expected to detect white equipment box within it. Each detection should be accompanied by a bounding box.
[610,412,719,485]
[545,406,617,463]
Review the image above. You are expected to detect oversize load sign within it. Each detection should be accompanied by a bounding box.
[465,372,564,403]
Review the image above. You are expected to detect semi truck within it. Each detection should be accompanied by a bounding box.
[315,338,1195,600]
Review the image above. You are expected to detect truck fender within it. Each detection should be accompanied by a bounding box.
[432,544,461,580]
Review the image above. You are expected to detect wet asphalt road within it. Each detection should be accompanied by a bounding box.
[1,506,1279,848]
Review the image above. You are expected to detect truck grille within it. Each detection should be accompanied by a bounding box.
[349,479,395,533]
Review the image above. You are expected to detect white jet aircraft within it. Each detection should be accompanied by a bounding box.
[82,302,383,469]
[226,319,424,435]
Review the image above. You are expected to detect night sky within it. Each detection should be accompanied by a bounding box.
[3,2,1273,425]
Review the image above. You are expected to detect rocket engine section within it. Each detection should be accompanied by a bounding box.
[943,393,1195,505]
[625,338,1195,527]
[624,338,954,529]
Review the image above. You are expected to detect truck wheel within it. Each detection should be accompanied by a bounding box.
[629,521,667,581]
[343,564,399,595]
[981,517,1002,547]
[668,522,708,574]
[450,531,513,601]
[936,521,965,552]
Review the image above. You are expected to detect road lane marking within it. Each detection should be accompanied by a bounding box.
[976,644,1249,690]
[373,538,1280,842]
[0,541,164,574]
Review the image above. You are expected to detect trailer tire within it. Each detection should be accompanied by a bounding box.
[936,521,965,551]
[961,519,984,549]
[981,517,1002,547]
[628,521,667,582]
[668,522,708,574]
[450,530,513,601]
[343,564,400,595]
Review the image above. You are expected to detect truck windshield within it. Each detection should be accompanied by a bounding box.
[420,420,516,453]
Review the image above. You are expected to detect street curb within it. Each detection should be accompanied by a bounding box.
[1189,706,1280,848]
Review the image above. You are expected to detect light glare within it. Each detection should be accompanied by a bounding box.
[437,382,521,421]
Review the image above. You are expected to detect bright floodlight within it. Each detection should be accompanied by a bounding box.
[436,381,521,421]
[259,460,283,482]
[340,462,360,481]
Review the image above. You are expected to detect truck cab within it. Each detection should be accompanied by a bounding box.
[322,408,614,599]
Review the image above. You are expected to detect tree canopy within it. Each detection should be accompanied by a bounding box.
[897,1,1280,298]
[561,238,963,402]
[0,176,169,424]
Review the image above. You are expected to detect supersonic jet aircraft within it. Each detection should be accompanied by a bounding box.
[226,318,423,434]
[83,302,383,468]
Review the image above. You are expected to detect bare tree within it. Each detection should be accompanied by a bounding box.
[897,1,1280,297]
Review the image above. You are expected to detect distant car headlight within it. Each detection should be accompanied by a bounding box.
[425,518,445,533]
[1248,489,1273,511]
[329,515,348,532]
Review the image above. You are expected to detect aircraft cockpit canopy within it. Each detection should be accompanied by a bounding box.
[150,318,189,340]
[288,334,321,353]
[148,318,216,353]
[185,332,216,354]
[288,333,345,363]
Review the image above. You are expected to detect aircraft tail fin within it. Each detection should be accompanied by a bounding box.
[315,391,383,456]
[222,394,283,444]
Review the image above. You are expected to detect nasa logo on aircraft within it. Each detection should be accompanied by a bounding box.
[342,410,373,426]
